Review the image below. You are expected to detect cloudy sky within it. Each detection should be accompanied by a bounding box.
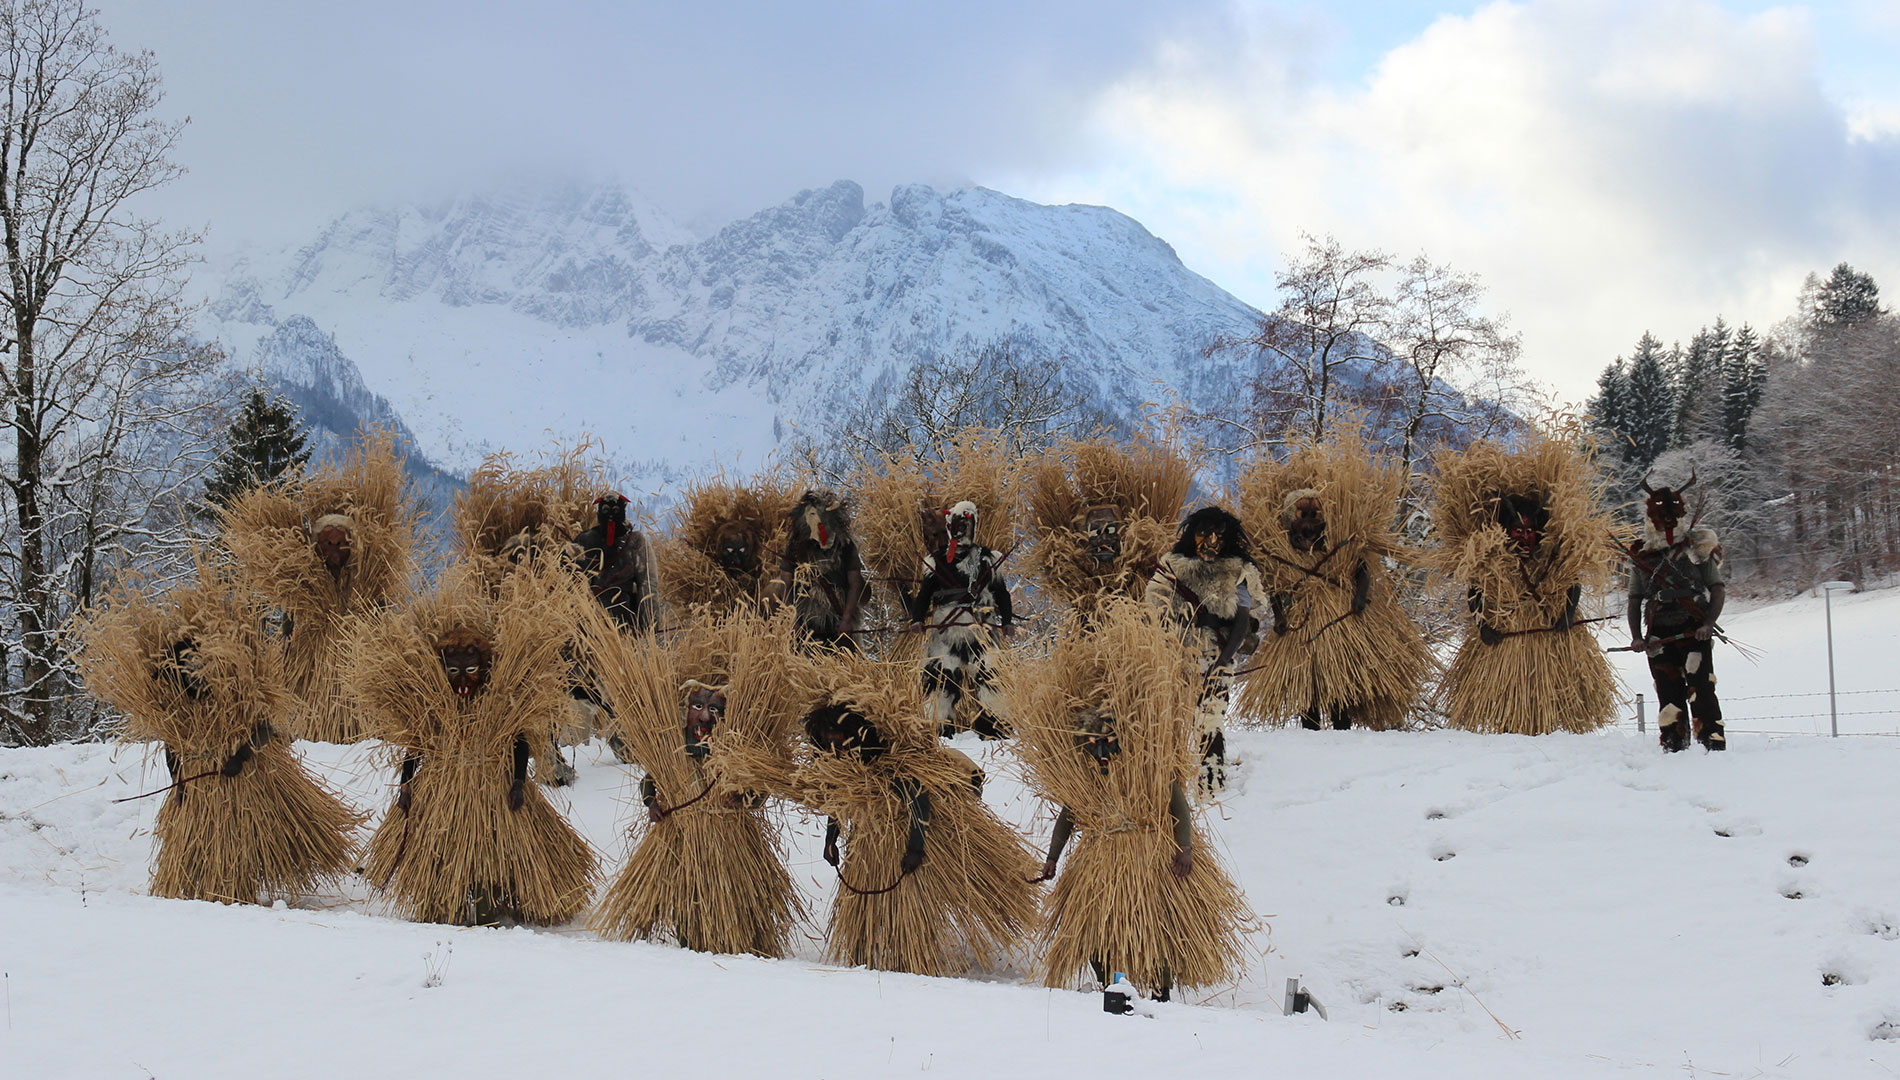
[96,0,1900,402]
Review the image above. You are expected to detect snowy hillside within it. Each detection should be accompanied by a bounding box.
[197,179,1266,488]
[6,589,1899,1078]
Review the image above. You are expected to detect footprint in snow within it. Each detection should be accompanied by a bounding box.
[1429,842,1457,862]
[1711,819,1763,839]
[1870,1017,1900,1042]
[1866,917,1900,941]
[1788,853,1810,867]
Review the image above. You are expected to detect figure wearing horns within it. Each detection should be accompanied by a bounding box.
[219,428,422,742]
[1001,600,1252,1001]
[574,492,659,633]
[74,575,359,904]
[909,501,1016,739]
[1143,506,1259,796]
[353,565,596,926]
[1430,437,1621,735]
[1626,472,1727,752]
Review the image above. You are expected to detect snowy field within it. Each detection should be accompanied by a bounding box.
[5,586,1900,1078]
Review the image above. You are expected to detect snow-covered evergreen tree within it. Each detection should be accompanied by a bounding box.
[1624,332,1674,473]
[1719,324,1765,452]
[202,390,312,511]
[1812,263,1884,327]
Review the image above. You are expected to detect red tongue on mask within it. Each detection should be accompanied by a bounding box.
[605,521,617,548]
[817,523,829,547]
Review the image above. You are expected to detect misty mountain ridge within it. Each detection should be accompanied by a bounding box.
[199,177,1281,496]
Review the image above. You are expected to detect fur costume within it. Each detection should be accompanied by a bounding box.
[574,492,659,633]
[1143,507,1261,795]
[352,564,597,925]
[1027,436,1192,618]
[74,573,359,904]
[1429,435,1622,735]
[908,501,1016,738]
[219,427,422,742]
[997,599,1252,998]
[577,608,805,955]
[1235,432,1433,731]
[1627,473,1727,752]
[786,649,1038,976]
[654,474,799,618]
[767,489,867,649]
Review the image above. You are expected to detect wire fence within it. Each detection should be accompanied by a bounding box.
[1617,686,1900,737]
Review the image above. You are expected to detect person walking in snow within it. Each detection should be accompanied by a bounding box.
[1626,473,1727,753]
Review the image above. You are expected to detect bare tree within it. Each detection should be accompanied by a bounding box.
[0,0,218,745]
[1382,255,1528,517]
[1212,233,1391,451]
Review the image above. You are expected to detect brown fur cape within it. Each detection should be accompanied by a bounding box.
[577,607,805,955]
[220,428,422,741]
[1235,428,1434,729]
[74,572,359,904]
[997,600,1253,995]
[785,649,1039,976]
[351,563,597,924]
[1428,434,1624,734]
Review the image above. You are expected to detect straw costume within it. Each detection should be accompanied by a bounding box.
[220,428,422,742]
[786,649,1038,976]
[1236,432,1433,731]
[1027,437,1192,619]
[854,436,1020,736]
[1430,436,1622,735]
[766,489,867,650]
[577,608,805,955]
[654,474,798,618]
[1000,599,1252,1000]
[450,446,612,783]
[1144,506,1260,795]
[353,564,596,925]
[75,574,358,904]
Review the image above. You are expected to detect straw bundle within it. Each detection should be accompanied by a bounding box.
[74,573,359,904]
[852,433,1022,597]
[786,649,1038,976]
[576,606,804,955]
[352,563,596,924]
[1027,436,1191,614]
[220,427,422,741]
[1427,434,1624,734]
[653,473,799,617]
[1234,427,1433,729]
[451,441,610,572]
[996,599,1252,994]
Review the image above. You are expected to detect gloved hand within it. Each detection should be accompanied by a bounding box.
[1037,858,1058,883]
[1478,623,1503,647]
[396,781,413,814]
[823,838,840,867]
[900,849,925,874]
[507,780,525,812]
[220,742,254,778]
[1170,848,1194,879]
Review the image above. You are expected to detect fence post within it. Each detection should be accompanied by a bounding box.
[1636,693,1645,734]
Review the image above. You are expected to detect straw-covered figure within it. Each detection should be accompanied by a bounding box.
[766,488,867,650]
[1625,472,1727,752]
[1000,599,1252,1001]
[654,474,798,618]
[75,572,359,904]
[577,608,806,955]
[1236,432,1433,731]
[784,650,1038,976]
[1144,506,1260,795]
[1028,436,1192,618]
[1430,435,1622,735]
[450,447,610,783]
[352,564,596,925]
[220,427,422,742]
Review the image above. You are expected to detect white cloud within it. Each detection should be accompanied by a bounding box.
[1028,0,1900,401]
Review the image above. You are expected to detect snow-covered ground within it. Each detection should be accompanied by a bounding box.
[5,586,1900,1078]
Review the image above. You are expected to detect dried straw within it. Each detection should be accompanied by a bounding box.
[351,562,597,924]
[220,427,423,741]
[1234,424,1434,728]
[73,569,360,904]
[450,439,611,571]
[1426,432,1624,734]
[652,472,800,617]
[785,649,1039,976]
[576,606,805,955]
[1026,435,1192,615]
[996,599,1253,994]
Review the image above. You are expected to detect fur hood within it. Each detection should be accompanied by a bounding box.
[1641,522,1721,563]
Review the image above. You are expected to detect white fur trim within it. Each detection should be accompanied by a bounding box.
[948,500,977,518]
[1658,704,1684,727]
[1685,652,1703,675]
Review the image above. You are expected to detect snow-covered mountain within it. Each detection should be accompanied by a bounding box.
[201,179,1268,490]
